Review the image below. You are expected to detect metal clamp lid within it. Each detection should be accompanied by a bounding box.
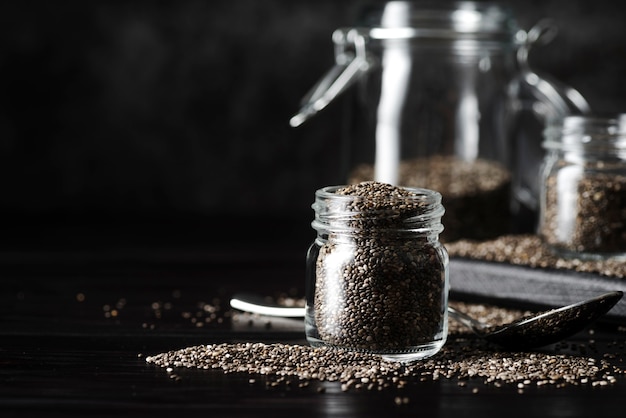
[289,29,374,128]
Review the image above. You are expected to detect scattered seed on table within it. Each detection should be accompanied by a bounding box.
[446,234,626,278]
[145,338,624,391]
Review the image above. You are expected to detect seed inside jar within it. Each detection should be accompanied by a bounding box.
[540,170,626,255]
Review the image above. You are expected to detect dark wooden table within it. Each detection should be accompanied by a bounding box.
[1,219,625,417]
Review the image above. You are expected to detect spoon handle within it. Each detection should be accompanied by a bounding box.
[230,294,306,317]
[447,306,487,335]
[230,294,488,336]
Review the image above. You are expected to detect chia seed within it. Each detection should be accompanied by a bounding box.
[144,300,625,393]
[144,332,624,391]
[446,234,626,278]
[540,170,626,257]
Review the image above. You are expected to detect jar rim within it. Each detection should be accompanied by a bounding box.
[315,184,442,204]
[354,1,519,40]
[311,183,445,236]
[543,114,626,151]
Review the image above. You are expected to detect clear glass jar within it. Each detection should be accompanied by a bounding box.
[539,115,626,260]
[291,1,589,242]
[305,182,449,362]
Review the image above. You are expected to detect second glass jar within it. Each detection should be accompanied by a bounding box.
[305,182,449,362]
[539,115,626,260]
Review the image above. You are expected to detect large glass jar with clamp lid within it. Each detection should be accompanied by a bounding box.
[291,1,590,241]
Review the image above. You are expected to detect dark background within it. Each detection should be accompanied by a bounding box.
[1,0,626,250]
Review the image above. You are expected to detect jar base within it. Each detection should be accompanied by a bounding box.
[381,341,446,363]
[306,336,446,363]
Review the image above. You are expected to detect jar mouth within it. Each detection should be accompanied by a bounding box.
[315,184,443,205]
[311,184,445,235]
[543,114,626,152]
[355,1,518,40]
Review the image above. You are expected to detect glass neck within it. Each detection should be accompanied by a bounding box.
[544,115,626,158]
[356,1,518,41]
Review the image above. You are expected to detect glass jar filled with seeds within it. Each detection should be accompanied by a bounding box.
[305,181,449,362]
[539,114,626,260]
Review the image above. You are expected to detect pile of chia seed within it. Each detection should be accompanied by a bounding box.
[144,299,625,393]
[144,336,623,392]
[348,156,511,242]
[446,234,626,279]
[311,182,446,353]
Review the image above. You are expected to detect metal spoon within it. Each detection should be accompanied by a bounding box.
[230,291,623,349]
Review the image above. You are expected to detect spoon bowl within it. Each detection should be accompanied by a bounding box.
[452,291,623,349]
[230,291,623,350]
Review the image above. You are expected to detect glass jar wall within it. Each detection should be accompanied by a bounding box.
[305,182,449,362]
